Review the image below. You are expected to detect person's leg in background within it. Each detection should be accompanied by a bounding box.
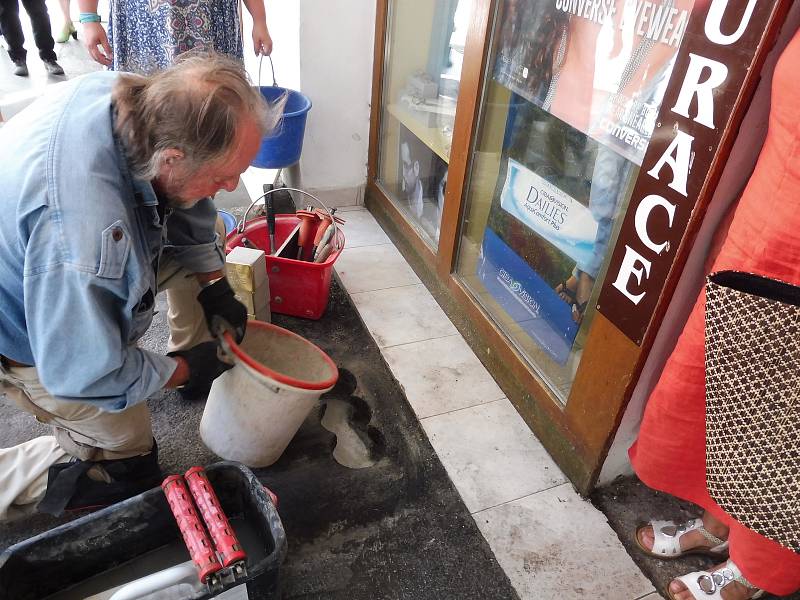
[19,0,63,74]
[54,0,75,43]
[0,0,31,75]
[565,147,631,323]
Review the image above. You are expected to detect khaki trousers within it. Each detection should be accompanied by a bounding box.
[0,218,226,518]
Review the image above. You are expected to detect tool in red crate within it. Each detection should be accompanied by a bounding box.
[310,215,331,259]
[161,475,224,591]
[266,192,277,254]
[185,466,248,578]
[237,188,343,255]
[295,209,319,261]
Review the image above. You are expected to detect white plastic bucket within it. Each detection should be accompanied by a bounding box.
[200,321,339,467]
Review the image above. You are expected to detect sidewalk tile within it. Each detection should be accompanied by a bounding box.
[335,244,420,294]
[421,399,566,512]
[350,284,456,348]
[382,335,505,418]
[474,483,655,600]
[338,209,391,248]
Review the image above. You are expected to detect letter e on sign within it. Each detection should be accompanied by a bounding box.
[612,246,652,305]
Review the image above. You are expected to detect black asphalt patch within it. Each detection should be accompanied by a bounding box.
[1,279,518,600]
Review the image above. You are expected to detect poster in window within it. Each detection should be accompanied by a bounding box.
[478,157,596,365]
[492,0,694,166]
[396,124,448,243]
[478,99,634,365]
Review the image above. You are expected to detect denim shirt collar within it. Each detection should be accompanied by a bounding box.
[110,108,159,210]
[132,178,159,208]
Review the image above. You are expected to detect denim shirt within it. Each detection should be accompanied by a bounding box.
[0,72,224,411]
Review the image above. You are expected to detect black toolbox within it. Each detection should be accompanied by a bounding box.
[0,462,286,600]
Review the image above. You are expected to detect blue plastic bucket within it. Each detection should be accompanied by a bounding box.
[252,86,312,169]
[218,209,237,235]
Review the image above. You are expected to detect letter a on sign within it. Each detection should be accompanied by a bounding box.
[647,130,695,197]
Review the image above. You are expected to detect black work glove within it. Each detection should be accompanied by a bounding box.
[197,277,248,342]
[168,341,233,389]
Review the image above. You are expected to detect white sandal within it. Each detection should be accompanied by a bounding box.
[635,517,729,559]
[667,560,765,599]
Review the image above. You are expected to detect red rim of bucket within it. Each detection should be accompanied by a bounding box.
[223,321,338,391]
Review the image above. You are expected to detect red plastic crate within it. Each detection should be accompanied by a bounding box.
[226,214,345,320]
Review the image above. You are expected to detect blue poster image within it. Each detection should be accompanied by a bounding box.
[478,229,577,365]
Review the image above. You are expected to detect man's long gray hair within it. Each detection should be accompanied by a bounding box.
[112,53,285,180]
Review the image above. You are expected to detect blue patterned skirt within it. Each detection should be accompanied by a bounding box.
[109,0,244,74]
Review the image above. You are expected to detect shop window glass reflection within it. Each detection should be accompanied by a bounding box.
[456,0,694,402]
[377,0,472,248]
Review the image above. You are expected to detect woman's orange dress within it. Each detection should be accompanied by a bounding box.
[629,29,800,596]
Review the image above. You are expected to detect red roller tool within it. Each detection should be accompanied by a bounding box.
[185,466,248,577]
[161,475,223,587]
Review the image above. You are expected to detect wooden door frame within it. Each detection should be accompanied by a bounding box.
[366,0,792,493]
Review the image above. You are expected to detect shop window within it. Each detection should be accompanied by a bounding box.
[376,0,473,249]
[455,0,695,402]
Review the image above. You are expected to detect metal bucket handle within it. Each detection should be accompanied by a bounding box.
[216,332,283,394]
[216,325,337,393]
[258,54,278,88]
[236,187,341,251]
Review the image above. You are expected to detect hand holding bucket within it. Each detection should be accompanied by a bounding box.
[197,278,248,343]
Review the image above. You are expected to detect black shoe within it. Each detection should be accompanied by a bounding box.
[43,59,64,75]
[37,441,162,516]
[12,59,28,77]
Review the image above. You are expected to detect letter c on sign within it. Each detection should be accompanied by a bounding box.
[634,195,676,255]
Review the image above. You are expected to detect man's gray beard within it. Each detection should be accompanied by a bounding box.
[162,169,203,209]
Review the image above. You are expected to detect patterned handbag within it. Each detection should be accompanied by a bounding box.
[704,270,800,552]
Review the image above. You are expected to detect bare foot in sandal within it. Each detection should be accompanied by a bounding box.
[555,276,578,304]
[572,270,595,324]
[667,560,764,599]
[636,510,730,559]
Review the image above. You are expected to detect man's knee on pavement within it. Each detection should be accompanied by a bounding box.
[32,396,155,461]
